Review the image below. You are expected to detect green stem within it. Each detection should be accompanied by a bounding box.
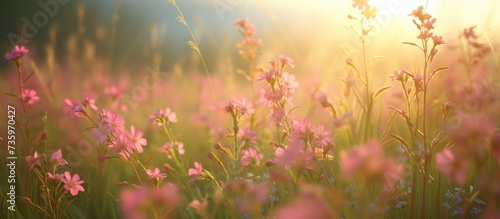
[169,0,215,100]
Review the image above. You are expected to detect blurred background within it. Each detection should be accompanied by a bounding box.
[1,0,499,73]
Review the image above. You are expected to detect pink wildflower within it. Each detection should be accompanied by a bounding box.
[431,35,445,45]
[237,128,258,145]
[25,151,39,169]
[102,110,125,132]
[435,148,470,184]
[260,88,285,106]
[150,108,178,126]
[390,70,405,81]
[47,173,63,181]
[158,141,185,159]
[60,171,85,196]
[340,140,403,189]
[22,89,39,105]
[50,149,68,167]
[312,125,332,148]
[108,133,133,154]
[280,72,299,93]
[279,54,295,68]
[146,167,167,179]
[188,162,203,184]
[63,98,83,118]
[128,125,147,153]
[92,120,113,144]
[234,98,255,118]
[417,30,433,40]
[257,68,277,82]
[240,147,264,167]
[269,107,286,123]
[83,92,98,110]
[423,17,436,30]
[4,45,29,60]
[120,186,149,219]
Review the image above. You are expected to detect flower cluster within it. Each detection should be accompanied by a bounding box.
[235,18,262,66]
[340,140,404,190]
[408,5,445,61]
[258,55,298,123]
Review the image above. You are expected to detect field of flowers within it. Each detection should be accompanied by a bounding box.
[1,0,500,218]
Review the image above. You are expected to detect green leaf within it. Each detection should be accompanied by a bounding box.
[402,42,418,47]
[373,85,392,99]
[23,71,36,83]
[431,66,449,77]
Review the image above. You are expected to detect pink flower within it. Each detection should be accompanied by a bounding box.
[158,141,185,159]
[260,88,285,106]
[188,162,203,184]
[390,70,405,81]
[257,68,277,82]
[146,167,167,179]
[4,45,29,60]
[417,30,433,40]
[102,110,125,132]
[340,140,403,189]
[108,132,133,154]
[235,18,257,37]
[409,5,424,18]
[128,125,147,153]
[312,125,332,148]
[189,198,208,217]
[150,108,177,126]
[63,98,82,118]
[25,151,39,169]
[237,128,258,145]
[47,173,63,181]
[120,186,149,219]
[273,145,301,168]
[83,92,98,110]
[279,54,295,68]
[431,35,445,45]
[92,120,112,144]
[22,89,40,105]
[435,148,469,184]
[269,107,285,123]
[280,72,299,93]
[423,17,436,30]
[152,183,183,206]
[240,147,264,166]
[381,159,404,190]
[234,98,255,118]
[234,18,249,28]
[50,149,68,167]
[60,171,85,196]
